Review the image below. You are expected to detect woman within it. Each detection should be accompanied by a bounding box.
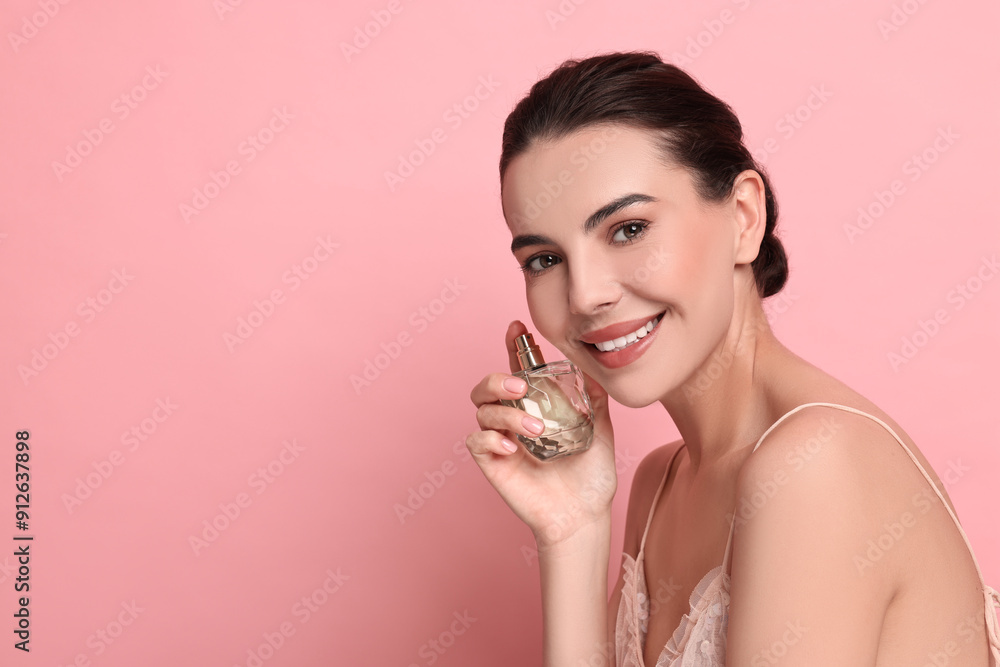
[466,51,1000,666]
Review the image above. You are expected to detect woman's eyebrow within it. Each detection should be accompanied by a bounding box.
[509,193,658,254]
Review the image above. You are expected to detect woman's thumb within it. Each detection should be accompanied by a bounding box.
[580,368,609,420]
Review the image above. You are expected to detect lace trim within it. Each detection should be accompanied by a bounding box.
[616,554,730,667]
[658,565,730,666]
[620,558,1000,666]
[616,553,648,667]
[616,402,1000,666]
[984,584,1000,665]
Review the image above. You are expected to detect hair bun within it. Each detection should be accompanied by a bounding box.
[754,232,788,298]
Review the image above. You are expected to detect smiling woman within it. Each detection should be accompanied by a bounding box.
[465,51,1000,667]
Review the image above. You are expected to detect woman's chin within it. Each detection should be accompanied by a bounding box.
[604,384,663,410]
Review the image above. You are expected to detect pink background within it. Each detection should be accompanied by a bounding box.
[1,1,997,665]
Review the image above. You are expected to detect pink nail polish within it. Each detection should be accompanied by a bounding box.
[499,333,594,461]
[523,416,544,434]
[503,377,526,393]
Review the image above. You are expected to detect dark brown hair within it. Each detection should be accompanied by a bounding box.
[499,51,788,298]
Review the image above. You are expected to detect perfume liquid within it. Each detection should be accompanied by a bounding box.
[500,333,594,461]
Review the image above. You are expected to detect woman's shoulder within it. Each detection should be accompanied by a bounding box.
[742,398,910,479]
[620,439,685,557]
[632,438,688,503]
[737,396,957,525]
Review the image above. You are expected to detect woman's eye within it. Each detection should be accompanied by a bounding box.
[612,221,647,244]
[520,223,647,277]
[521,254,560,275]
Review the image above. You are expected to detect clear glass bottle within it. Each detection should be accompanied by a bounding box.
[500,333,594,461]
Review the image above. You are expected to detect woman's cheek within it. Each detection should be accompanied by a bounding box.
[525,284,561,341]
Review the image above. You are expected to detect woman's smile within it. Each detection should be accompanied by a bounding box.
[579,310,666,369]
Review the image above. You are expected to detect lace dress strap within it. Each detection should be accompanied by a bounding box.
[638,444,685,555]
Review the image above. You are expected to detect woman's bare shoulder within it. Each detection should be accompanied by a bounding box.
[743,400,908,478]
[739,398,957,523]
[632,439,685,491]
[620,439,684,557]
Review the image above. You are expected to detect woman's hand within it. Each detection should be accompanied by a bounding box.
[466,320,618,549]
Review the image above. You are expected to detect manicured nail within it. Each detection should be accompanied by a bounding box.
[522,416,544,434]
[503,377,526,393]
[501,438,518,453]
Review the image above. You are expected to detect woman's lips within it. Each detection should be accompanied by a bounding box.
[577,310,666,346]
[583,311,664,369]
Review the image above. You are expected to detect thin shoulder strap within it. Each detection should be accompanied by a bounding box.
[638,444,685,555]
[720,401,1000,660]
[721,402,990,585]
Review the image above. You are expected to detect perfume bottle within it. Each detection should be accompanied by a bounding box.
[500,333,595,461]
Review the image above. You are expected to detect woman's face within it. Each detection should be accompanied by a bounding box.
[501,124,762,408]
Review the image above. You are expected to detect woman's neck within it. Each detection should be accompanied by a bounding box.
[660,299,793,477]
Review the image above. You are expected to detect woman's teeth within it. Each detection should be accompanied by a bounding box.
[593,314,662,352]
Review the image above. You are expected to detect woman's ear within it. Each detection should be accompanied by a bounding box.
[731,170,768,265]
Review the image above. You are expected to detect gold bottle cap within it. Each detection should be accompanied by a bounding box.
[514,333,546,371]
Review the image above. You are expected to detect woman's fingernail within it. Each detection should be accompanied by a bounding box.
[503,377,526,393]
[501,438,518,453]
[522,416,544,434]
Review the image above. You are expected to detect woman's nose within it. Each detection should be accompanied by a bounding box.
[567,255,622,316]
